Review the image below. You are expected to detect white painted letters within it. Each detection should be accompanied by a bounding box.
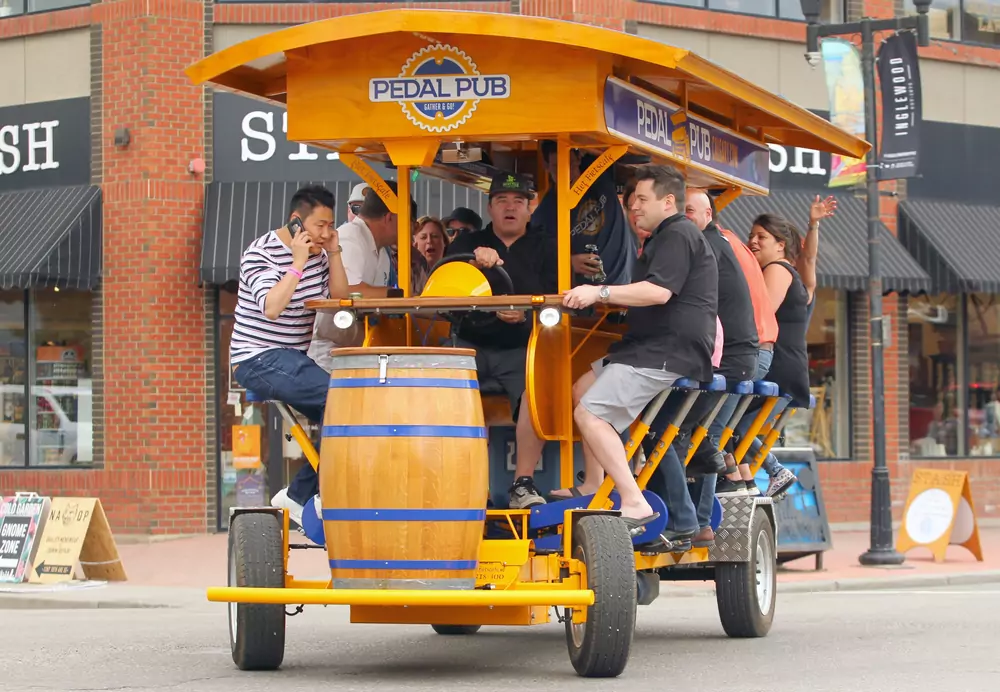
[0,124,20,175]
[768,144,826,177]
[240,111,276,162]
[21,120,59,172]
[241,108,340,163]
[0,120,61,176]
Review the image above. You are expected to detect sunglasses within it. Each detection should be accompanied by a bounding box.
[445,226,474,238]
[349,203,362,215]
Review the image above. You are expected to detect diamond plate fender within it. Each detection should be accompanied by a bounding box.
[707,496,777,563]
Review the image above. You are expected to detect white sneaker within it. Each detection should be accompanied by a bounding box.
[270,487,305,527]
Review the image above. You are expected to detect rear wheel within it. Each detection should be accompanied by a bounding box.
[564,515,636,678]
[228,512,286,670]
[431,625,482,635]
[715,508,776,638]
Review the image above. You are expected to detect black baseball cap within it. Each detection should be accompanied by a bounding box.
[443,207,483,232]
[488,171,535,200]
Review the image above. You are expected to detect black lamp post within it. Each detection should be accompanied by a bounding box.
[799,0,930,567]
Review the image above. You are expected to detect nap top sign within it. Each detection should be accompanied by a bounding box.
[0,97,91,193]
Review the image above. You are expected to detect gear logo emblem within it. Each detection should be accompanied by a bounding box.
[369,43,511,133]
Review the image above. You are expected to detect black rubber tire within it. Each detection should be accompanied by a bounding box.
[228,512,287,670]
[431,624,482,635]
[564,515,637,678]
[715,508,776,638]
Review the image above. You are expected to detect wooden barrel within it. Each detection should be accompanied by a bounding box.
[319,347,489,590]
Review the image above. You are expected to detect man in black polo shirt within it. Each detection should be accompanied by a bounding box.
[681,188,759,545]
[563,165,718,538]
[445,171,558,509]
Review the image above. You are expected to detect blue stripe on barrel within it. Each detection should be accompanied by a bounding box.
[322,508,486,521]
[329,378,480,389]
[322,424,487,439]
[328,559,478,570]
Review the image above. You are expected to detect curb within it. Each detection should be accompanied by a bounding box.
[661,569,1000,598]
[0,597,172,610]
[3,571,1000,610]
[778,569,1000,593]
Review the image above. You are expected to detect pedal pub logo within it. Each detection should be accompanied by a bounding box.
[369,43,511,133]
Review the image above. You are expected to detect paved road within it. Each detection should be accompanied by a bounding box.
[3,584,998,691]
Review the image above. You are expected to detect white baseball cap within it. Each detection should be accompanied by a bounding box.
[349,183,369,204]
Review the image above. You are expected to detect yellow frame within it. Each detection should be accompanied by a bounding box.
[189,9,866,622]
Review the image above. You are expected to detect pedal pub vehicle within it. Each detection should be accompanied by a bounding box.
[185,9,868,678]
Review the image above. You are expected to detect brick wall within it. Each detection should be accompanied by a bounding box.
[96,0,209,534]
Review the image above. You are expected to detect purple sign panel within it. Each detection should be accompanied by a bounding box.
[603,77,770,192]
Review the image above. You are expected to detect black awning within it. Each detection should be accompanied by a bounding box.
[898,199,1000,295]
[201,180,360,285]
[0,185,102,290]
[716,189,930,294]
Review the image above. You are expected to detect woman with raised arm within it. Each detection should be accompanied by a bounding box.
[722,195,835,498]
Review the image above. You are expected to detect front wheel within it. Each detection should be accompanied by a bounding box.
[228,511,287,670]
[564,515,636,678]
[715,508,776,638]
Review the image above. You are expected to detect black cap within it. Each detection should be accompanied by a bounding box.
[488,171,535,200]
[444,207,483,232]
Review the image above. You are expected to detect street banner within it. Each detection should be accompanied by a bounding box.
[877,31,922,180]
[821,38,867,187]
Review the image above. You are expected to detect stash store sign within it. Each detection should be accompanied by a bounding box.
[214,91,370,183]
[0,97,91,193]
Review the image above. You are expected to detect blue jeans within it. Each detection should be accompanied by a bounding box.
[233,348,329,504]
[642,394,699,535]
[689,384,746,529]
[732,348,786,478]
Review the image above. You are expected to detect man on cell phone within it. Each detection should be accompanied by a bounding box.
[230,185,350,527]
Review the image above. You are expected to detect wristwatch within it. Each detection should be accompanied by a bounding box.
[599,285,611,303]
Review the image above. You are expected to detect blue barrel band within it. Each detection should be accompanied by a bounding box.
[329,559,478,571]
[322,509,486,522]
[329,378,479,390]
[322,425,487,439]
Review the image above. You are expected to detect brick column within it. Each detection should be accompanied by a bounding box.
[97,0,208,534]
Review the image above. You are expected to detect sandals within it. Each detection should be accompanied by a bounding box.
[547,487,586,500]
[638,529,695,553]
[621,513,660,537]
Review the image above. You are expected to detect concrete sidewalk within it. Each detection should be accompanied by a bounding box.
[1,526,997,609]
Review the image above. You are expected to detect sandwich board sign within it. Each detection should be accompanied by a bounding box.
[896,468,984,563]
[29,497,127,584]
[0,493,50,583]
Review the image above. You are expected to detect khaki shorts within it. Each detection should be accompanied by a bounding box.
[579,359,683,434]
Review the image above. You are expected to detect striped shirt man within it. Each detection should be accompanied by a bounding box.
[230,230,330,365]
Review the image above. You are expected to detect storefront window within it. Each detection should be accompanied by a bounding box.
[29,288,94,467]
[0,0,25,18]
[904,0,962,40]
[781,288,850,459]
[963,1,1000,46]
[0,291,27,467]
[908,294,961,457]
[965,293,1000,456]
